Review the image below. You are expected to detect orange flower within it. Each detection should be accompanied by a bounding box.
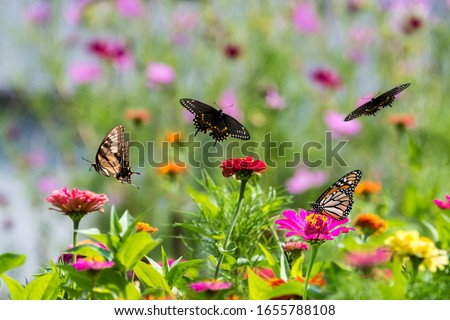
[355,181,382,196]
[388,114,416,130]
[354,213,387,238]
[158,162,186,175]
[296,272,326,286]
[136,222,158,233]
[126,108,151,125]
[166,131,181,143]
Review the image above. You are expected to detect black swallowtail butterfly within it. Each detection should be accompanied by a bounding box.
[180,98,251,144]
[345,83,410,122]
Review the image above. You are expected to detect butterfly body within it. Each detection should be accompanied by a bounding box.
[345,83,410,121]
[311,170,362,220]
[180,98,250,144]
[86,125,139,187]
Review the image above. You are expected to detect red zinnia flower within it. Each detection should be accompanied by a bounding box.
[221,156,267,181]
[47,187,108,215]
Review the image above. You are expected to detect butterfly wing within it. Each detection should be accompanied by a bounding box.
[180,98,251,142]
[115,140,140,185]
[93,125,124,177]
[345,83,410,121]
[311,170,362,220]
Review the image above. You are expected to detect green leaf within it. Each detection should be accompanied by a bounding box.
[267,280,304,300]
[166,259,204,287]
[19,270,60,300]
[279,252,290,281]
[290,255,304,278]
[161,246,169,276]
[381,258,407,299]
[247,267,272,300]
[208,255,218,266]
[175,223,225,240]
[109,206,122,236]
[215,241,237,254]
[78,229,120,251]
[258,243,280,277]
[0,253,26,274]
[134,261,174,298]
[116,232,161,270]
[221,255,237,270]
[0,274,24,299]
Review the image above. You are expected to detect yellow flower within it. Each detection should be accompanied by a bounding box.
[385,230,449,273]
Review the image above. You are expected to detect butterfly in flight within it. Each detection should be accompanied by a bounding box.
[83,125,140,188]
[344,83,410,122]
[310,170,362,220]
[180,98,250,145]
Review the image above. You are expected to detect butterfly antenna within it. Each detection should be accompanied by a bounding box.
[82,157,95,171]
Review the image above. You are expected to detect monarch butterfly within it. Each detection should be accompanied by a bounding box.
[310,170,362,220]
[180,98,250,145]
[344,83,410,122]
[83,125,140,188]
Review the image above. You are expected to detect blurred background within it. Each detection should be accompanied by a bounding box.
[1,0,449,292]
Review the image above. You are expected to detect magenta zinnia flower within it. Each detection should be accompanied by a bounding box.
[345,248,391,269]
[275,209,355,244]
[190,280,231,292]
[310,67,342,90]
[434,195,450,210]
[73,257,115,271]
[47,187,108,215]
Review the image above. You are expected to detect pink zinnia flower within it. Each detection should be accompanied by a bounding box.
[221,156,267,181]
[434,195,450,210]
[275,209,355,244]
[117,0,143,18]
[26,1,52,24]
[69,61,101,84]
[282,241,309,252]
[325,110,361,138]
[219,89,241,120]
[285,166,328,194]
[146,62,176,87]
[73,257,115,271]
[292,1,321,34]
[310,67,342,90]
[265,87,285,109]
[190,280,231,292]
[47,187,108,215]
[345,248,391,269]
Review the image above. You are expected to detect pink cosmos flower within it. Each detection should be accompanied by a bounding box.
[310,67,342,90]
[292,1,321,34]
[47,187,108,215]
[73,257,115,271]
[69,61,101,84]
[265,87,285,109]
[117,0,143,18]
[64,0,92,26]
[219,89,242,120]
[345,248,391,268]
[275,209,355,244]
[146,62,176,87]
[434,195,450,210]
[26,1,52,24]
[190,280,231,292]
[325,110,361,138]
[285,166,328,194]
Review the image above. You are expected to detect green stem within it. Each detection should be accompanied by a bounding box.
[72,219,80,264]
[303,244,319,300]
[214,179,248,279]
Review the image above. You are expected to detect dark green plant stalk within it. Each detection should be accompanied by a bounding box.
[214,179,248,279]
[303,244,319,300]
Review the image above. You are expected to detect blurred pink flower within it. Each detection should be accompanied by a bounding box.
[265,87,285,109]
[293,1,321,34]
[275,209,355,245]
[59,241,109,265]
[310,67,342,90]
[146,62,176,87]
[47,187,108,215]
[347,26,374,62]
[117,0,143,18]
[38,176,60,195]
[285,167,327,194]
[190,280,231,292]
[345,248,391,269]
[69,61,101,84]
[219,89,241,120]
[171,9,198,45]
[73,258,114,271]
[223,43,242,60]
[388,0,429,35]
[26,1,52,24]
[282,241,309,252]
[64,0,92,25]
[26,149,47,167]
[325,110,361,138]
[434,195,450,210]
[88,40,133,70]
